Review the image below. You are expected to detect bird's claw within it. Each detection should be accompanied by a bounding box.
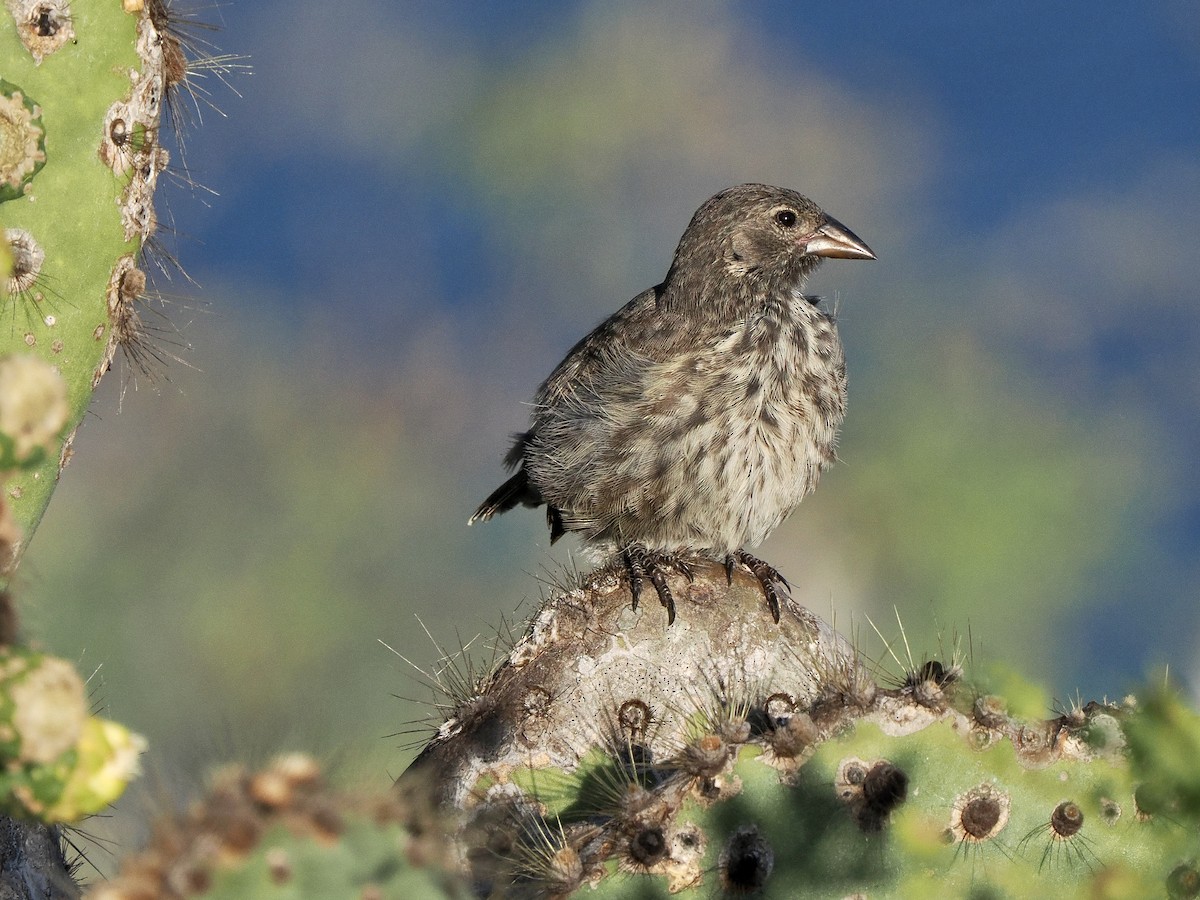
[726,550,789,623]
[622,546,694,625]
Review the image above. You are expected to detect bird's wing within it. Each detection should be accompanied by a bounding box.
[531,285,687,410]
[518,286,726,540]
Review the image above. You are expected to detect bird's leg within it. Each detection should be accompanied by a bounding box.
[624,547,646,612]
[622,546,695,626]
[645,565,677,627]
[726,550,790,624]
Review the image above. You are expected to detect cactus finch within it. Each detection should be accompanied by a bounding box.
[470,184,874,624]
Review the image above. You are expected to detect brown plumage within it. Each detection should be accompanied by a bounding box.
[471,184,874,623]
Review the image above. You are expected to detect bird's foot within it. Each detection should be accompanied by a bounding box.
[623,545,695,626]
[725,550,789,623]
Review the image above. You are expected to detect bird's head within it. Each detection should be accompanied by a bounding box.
[666,184,875,307]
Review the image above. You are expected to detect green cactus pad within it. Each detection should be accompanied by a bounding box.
[1,0,175,573]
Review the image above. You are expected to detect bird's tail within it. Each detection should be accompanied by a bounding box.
[468,469,537,525]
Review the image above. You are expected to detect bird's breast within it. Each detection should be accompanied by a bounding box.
[678,301,846,548]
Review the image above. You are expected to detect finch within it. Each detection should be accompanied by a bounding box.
[471,184,874,623]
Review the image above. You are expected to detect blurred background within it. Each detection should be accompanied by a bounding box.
[17,0,1200,870]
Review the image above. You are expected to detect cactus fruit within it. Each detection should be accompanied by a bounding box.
[400,562,1200,898]
[0,645,144,822]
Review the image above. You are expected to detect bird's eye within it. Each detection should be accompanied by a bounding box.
[774,209,797,228]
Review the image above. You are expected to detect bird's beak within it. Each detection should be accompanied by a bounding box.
[803,216,876,260]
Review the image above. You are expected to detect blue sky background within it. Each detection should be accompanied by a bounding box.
[20,0,1200,862]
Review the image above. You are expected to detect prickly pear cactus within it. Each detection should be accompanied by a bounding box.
[0,4,240,886]
[88,754,465,900]
[1,0,190,573]
[401,562,1200,899]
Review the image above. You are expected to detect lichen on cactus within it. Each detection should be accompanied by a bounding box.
[0,76,45,201]
[398,563,1200,899]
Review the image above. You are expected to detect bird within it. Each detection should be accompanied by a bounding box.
[470,184,874,624]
